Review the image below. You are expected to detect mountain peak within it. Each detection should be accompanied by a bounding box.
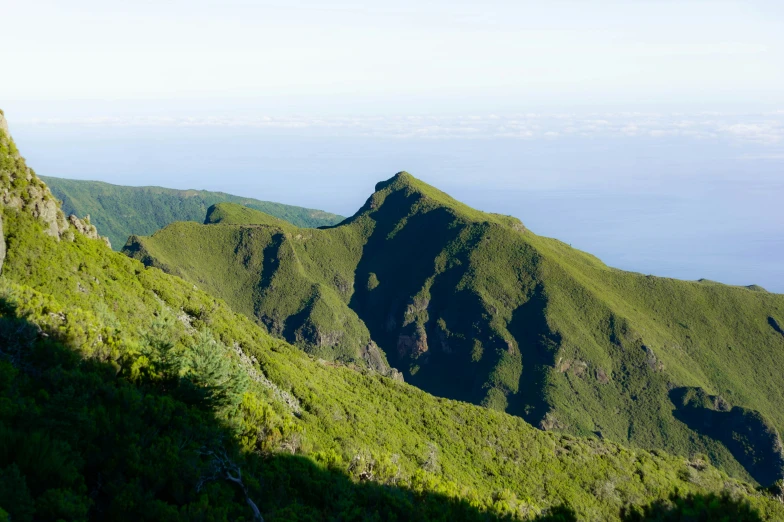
[373,171,417,193]
[364,171,525,232]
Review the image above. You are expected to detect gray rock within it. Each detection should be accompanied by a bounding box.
[68,214,111,247]
[0,111,8,137]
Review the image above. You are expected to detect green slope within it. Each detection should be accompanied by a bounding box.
[41,176,345,250]
[126,172,784,487]
[4,112,784,521]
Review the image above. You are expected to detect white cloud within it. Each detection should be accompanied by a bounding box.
[14,112,784,145]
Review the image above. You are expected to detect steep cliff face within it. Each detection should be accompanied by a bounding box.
[69,213,112,248]
[0,109,110,249]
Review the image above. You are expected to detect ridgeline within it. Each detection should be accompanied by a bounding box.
[42,176,345,250]
[126,171,784,487]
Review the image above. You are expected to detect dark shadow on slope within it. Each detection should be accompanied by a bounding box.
[620,491,764,521]
[769,317,784,338]
[348,189,464,370]
[0,296,578,522]
[669,387,784,487]
[254,453,578,522]
[0,297,243,521]
[255,232,287,334]
[416,270,501,404]
[258,232,286,293]
[505,288,561,427]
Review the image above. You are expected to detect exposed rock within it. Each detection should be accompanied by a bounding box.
[397,325,428,358]
[34,196,64,238]
[642,344,665,371]
[333,274,352,295]
[557,357,588,378]
[360,341,403,380]
[0,112,70,240]
[232,342,302,415]
[361,341,390,374]
[68,214,112,248]
[386,368,405,382]
[539,412,566,431]
[0,111,8,136]
[595,367,610,384]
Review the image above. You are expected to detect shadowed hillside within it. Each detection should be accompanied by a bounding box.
[42,175,345,249]
[125,171,784,486]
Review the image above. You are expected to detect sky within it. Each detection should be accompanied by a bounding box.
[3,0,784,110]
[1,0,783,291]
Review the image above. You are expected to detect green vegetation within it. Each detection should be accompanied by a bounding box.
[4,114,784,520]
[42,176,345,249]
[126,172,784,487]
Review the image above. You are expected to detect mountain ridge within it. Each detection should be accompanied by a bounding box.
[42,175,346,249]
[126,169,784,487]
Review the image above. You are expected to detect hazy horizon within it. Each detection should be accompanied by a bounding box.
[5,109,783,293]
[2,0,782,291]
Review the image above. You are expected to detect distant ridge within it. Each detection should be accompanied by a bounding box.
[42,176,345,250]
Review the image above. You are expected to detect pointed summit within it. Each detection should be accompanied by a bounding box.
[358,171,525,232]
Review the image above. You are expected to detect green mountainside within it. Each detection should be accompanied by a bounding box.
[42,176,345,250]
[3,113,784,521]
[3,215,780,522]
[125,173,784,488]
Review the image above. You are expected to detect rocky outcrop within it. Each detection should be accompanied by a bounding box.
[69,214,111,248]
[0,109,109,248]
[0,110,69,239]
[0,110,8,136]
[361,341,404,381]
[397,325,428,358]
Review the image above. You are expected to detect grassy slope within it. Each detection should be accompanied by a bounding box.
[41,176,345,249]
[125,172,784,486]
[2,126,784,520]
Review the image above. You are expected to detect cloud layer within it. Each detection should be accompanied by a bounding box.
[17,111,784,145]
